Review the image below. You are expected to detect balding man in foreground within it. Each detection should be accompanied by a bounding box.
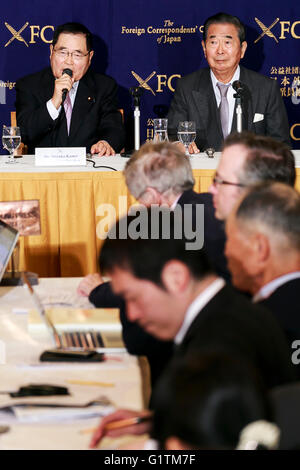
[89,207,294,448]
[209,132,295,222]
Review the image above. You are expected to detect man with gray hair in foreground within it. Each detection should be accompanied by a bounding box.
[78,142,226,385]
[89,207,294,448]
[209,131,296,222]
[225,182,300,376]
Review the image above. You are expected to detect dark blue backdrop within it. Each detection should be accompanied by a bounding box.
[0,0,299,149]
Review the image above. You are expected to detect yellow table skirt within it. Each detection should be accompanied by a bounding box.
[0,169,299,277]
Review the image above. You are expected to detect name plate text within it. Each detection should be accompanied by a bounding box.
[35,147,86,166]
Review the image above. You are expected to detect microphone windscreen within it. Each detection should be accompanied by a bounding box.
[62,68,73,78]
[232,80,244,93]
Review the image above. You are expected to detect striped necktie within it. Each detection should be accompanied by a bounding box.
[217,82,230,138]
[64,92,72,135]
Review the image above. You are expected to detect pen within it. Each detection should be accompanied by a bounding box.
[105,415,151,430]
[80,415,152,434]
[67,380,115,387]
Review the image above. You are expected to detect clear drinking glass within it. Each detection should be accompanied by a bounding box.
[153,118,169,142]
[2,126,21,164]
[177,121,196,156]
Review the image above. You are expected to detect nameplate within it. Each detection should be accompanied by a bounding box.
[35,147,86,166]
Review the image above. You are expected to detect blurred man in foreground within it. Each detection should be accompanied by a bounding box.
[225,182,300,376]
[209,132,295,221]
[78,142,226,385]
[90,207,294,448]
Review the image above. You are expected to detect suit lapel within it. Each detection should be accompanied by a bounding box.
[69,71,96,139]
[178,285,228,352]
[39,68,56,103]
[192,69,223,146]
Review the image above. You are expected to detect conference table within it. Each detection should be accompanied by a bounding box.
[0,277,147,450]
[0,151,299,278]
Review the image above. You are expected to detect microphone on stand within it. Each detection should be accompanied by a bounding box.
[232,80,244,96]
[61,68,73,103]
[232,81,245,133]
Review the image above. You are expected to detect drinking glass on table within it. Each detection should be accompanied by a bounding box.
[2,126,21,164]
[177,121,196,156]
[153,118,169,142]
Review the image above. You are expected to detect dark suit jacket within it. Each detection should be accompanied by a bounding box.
[178,190,228,281]
[15,67,125,153]
[258,278,300,378]
[167,66,290,151]
[89,190,228,386]
[175,285,295,389]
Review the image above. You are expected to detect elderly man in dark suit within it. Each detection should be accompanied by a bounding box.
[89,207,294,448]
[16,22,125,155]
[225,182,300,377]
[167,12,290,153]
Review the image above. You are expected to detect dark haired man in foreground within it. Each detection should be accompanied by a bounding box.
[90,207,294,448]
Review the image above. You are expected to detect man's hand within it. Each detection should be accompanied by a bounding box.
[174,141,200,155]
[51,73,73,109]
[89,409,152,449]
[91,140,115,156]
[77,273,103,297]
[188,142,200,154]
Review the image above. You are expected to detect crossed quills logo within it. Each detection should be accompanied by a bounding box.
[254,18,280,43]
[4,22,29,47]
[3,21,54,47]
[253,17,300,42]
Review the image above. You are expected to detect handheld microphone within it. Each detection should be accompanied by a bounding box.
[62,68,73,103]
[232,80,244,95]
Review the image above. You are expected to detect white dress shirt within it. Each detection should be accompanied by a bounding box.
[174,277,226,345]
[210,66,240,136]
[253,272,300,303]
[46,80,79,120]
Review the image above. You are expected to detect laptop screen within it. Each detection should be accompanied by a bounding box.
[0,220,19,282]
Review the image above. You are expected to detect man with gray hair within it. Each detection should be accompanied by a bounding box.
[78,142,226,385]
[225,182,300,375]
[209,131,296,222]
[124,142,195,207]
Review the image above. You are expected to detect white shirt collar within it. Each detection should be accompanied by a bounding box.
[253,272,300,303]
[210,65,240,89]
[174,277,226,345]
[170,193,182,210]
[68,80,79,104]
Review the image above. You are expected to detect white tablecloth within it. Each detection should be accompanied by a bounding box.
[0,278,144,450]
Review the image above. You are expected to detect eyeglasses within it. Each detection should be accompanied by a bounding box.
[212,174,245,188]
[53,48,90,61]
